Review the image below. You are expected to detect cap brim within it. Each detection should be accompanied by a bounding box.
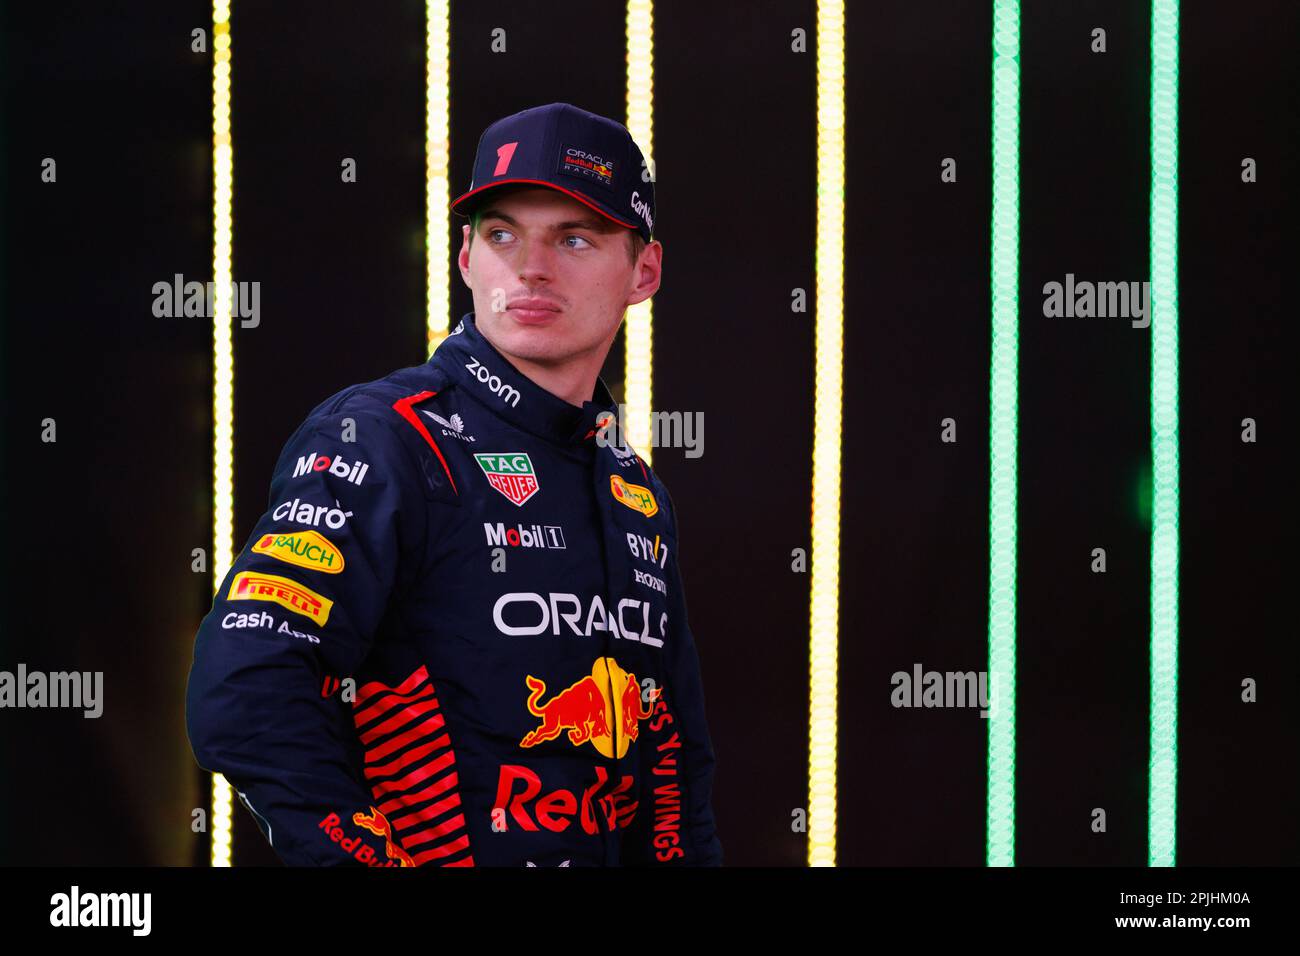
[449,178,638,232]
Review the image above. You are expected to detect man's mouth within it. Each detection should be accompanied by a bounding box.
[506,299,562,324]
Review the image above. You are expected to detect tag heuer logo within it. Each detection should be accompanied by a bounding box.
[474,453,540,507]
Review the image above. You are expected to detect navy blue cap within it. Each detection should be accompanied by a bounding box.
[451,102,655,243]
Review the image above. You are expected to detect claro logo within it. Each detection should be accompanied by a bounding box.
[466,356,521,407]
[272,497,354,530]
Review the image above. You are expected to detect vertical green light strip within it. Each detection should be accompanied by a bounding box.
[986,0,1020,868]
[1147,0,1180,868]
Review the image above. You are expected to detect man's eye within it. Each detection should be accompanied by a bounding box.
[564,235,592,249]
[487,228,512,242]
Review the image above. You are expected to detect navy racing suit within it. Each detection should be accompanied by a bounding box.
[185,312,722,867]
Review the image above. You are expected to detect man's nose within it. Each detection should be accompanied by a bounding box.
[516,236,554,282]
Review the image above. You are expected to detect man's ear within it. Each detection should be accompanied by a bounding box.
[626,239,662,308]
[458,224,473,287]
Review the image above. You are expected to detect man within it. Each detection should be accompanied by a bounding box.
[185,102,723,867]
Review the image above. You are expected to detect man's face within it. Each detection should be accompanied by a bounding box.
[458,187,660,367]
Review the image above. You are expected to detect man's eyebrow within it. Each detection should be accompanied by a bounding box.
[477,209,617,233]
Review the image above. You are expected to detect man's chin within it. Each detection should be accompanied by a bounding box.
[486,321,569,364]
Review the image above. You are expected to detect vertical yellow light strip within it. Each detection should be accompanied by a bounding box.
[426,1,451,354]
[809,0,844,867]
[210,0,235,868]
[624,0,654,463]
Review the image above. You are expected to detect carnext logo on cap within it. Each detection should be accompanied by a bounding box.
[558,143,615,188]
[630,191,653,231]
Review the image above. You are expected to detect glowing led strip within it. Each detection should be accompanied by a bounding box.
[210,0,235,868]
[986,0,1020,868]
[624,1,654,463]
[426,1,451,354]
[1147,0,1179,868]
[808,0,844,868]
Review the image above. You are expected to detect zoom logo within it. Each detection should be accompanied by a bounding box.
[466,356,521,407]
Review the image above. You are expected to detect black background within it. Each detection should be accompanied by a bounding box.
[0,0,1295,866]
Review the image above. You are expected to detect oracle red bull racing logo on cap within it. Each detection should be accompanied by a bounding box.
[559,144,615,187]
[610,474,658,517]
[475,452,540,506]
[520,657,661,759]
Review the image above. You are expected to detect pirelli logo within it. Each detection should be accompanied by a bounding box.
[229,571,333,625]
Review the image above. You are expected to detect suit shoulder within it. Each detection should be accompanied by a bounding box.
[286,361,460,503]
[635,460,678,527]
[303,361,451,427]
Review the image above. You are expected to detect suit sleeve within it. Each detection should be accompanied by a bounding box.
[185,402,428,866]
[631,487,724,866]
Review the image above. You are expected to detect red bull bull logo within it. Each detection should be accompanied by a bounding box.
[353,807,415,867]
[317,806,414,867]
[520,657,661,759]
